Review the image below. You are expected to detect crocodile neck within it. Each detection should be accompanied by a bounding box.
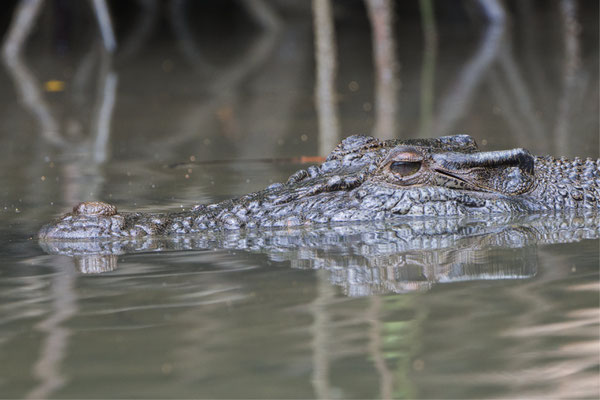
[526,155,599,210]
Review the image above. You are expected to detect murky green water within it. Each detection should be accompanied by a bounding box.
[1,160,598,398]
[0,1,599,398]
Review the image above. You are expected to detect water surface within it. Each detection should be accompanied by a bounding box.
[0,1,598,398]
[1,160,599,398]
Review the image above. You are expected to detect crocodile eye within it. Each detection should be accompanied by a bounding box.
[389,161,421,176]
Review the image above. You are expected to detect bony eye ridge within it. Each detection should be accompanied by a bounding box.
[389,161,421,176]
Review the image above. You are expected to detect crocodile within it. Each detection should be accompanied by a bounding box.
[38,134,600,240]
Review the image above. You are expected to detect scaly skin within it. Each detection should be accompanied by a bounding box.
[38,135,600,240]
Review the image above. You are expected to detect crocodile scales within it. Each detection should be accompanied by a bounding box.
[38,134,600,240]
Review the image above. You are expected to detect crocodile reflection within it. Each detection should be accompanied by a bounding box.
[40,213,599,296]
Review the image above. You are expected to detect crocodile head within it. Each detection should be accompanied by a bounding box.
[242,134,541,227]
[38,134,598,239]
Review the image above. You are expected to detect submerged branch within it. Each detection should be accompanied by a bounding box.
[312,0,340,155]
[366,0,399,140]
[418,0,437,138]
[554,0,581,154]
[434,0,505,136]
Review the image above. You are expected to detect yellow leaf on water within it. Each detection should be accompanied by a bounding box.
[44,80,65,92]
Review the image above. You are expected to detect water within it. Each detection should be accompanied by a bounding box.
[1,232,598,398]
[0,1,599,398]
[1,161,598,398]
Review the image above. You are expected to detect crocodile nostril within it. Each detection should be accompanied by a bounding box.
[73,201,117,216]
